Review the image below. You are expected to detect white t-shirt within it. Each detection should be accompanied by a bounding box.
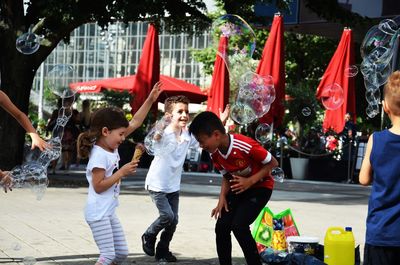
[84,145,120,222]
[145,126,198,193]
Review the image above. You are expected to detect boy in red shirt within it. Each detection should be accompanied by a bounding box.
[189,111,278,265]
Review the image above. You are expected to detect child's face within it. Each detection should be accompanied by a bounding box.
[168,102,189,128]
[195,131,220,153]
[102,127,127,152]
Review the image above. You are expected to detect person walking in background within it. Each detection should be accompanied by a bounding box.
[359,71,400,265]
[0,90,49,192]
[77,83,162,265]
[79,99,92,131]
[189,111,278,265]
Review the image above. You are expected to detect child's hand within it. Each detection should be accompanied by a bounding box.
[148,81,163,103]
[229,175,252,194]
[211,197,228,219]
[0,171,13,193]
[118,161,139,177]
[29,132,50,151]
[219,104,230,125]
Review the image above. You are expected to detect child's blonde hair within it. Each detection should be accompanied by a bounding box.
[384,71,400,115]
[164,95,190,113]
[77,107,128,159]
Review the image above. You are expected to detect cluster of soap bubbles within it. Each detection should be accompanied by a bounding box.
[360,16,400,118]
[2,65,77,199]
[144,116,176,156]
[231,71,275,125]
[16,26,41,55]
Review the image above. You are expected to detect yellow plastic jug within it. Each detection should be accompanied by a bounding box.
[324,226,355,265]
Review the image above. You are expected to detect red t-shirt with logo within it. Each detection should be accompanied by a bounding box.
[211,134,274,189]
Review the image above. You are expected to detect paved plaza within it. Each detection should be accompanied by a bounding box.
[0,169,370,264]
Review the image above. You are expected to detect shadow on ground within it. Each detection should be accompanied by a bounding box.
[0,254,246,264]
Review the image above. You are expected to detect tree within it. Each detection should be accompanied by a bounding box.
[0,0,211,169]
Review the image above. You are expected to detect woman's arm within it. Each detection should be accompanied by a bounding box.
[0,90,48,151]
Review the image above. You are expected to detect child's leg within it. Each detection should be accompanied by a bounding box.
[109,214,129,264]
[88,217,116,265]
[364,244,400,265]
[157,191,179,251]
[145,191,177,237]
[231,188,272,265]
[215,203,234,265]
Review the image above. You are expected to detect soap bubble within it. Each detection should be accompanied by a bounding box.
[11,242,22,251]
[46,64,77,98]
[320,83,344,110]
[3,161,48,200]
[366,103,380,118]
[144,116,176,156]
[271,167,284,183]
[22,256,36,265]
[378,18,398,35]
[301,107,312,117]
[230,103,257,125]
[16,30,40,55]
[360,25,396,66]
[231,72,275,124]
[212,14,256,59]
[344,65,359,77]
[255,123,272,144]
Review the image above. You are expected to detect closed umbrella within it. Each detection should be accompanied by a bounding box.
[256,14,285,127]
[206,36,230,117]
[316,28,356,133]
[130,24,160,114]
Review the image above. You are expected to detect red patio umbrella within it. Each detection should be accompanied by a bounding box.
[69,75,207,103]
[316,28,356,133]
[256,14,285,127]
[207,36,230,117]
[130,24,160,114]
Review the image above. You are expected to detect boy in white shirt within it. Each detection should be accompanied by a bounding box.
[142,95,196,262]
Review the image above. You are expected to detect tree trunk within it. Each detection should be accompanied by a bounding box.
[0,41,38,170]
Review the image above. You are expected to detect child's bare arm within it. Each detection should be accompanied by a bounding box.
[359,134,373,186]
[125,82,162,136]
[0,90,48,151]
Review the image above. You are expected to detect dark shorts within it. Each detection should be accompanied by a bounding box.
[363,243,400,265]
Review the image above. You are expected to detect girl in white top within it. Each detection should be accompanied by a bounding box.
[77,84,162,265]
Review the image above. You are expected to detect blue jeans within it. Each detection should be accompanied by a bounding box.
[144,190,179,250]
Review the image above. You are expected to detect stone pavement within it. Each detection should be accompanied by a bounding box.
[0,168,371,264]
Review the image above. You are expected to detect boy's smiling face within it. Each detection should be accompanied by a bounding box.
[168,102,189,128]
[195,131,221,153]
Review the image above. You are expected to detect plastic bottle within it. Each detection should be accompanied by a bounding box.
[324,226,355,265]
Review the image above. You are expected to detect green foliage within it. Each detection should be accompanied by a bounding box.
[101,90,132,109]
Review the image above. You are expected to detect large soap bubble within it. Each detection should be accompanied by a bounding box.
[212,14,256,59]
[230,103,257,125]
[16,28,41,55]
[144,116,176,156]
[320,83,344,110]
[360,25,397,66]
[46,64,77,98]
[4,161,48,200]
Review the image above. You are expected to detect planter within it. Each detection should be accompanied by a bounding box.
[290,157,309,180]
